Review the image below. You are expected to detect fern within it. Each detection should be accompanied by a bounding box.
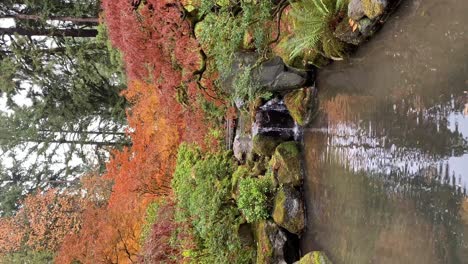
[286,0,348,63]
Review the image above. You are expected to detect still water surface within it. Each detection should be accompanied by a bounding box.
[301,0,468,263]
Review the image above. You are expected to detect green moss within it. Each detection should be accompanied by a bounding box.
[271,142,302,186]
[272,186,305,234]
[272,188,286,225]
[0,250,54,264]
[362,0,386,19]
[232,165,251,193]
[249,97,264,121]
[194,15,215,55]
[251,157,268,176]
[284,88,312,126]
[299,251,333,264]
[255,221,274,264]
[253,134,283,156]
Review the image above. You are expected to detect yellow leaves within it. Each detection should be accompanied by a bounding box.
[349,18,358,32]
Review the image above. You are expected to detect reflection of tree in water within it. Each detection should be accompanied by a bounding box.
[307,146,468,263]
[321,94,468,158]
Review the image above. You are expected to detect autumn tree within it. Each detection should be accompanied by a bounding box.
[54,0,227,261]
[0,189,84,254]
[0,174,114,261]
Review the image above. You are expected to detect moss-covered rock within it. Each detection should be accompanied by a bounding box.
[272,186,305,234]
[298,251,332,264]
[284,88,313,126]
[252,156,268,176]
[270,141,302,186]
[334,19,366,46]
[362,0,387,19]
[250,97,264,122]
[253,134,283,157]
[231,165,251,198]
[255,220,288,264]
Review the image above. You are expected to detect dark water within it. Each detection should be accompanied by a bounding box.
[301,0,468,263]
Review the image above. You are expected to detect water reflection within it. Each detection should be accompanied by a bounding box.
[301,0,468,262]
[318,94,468,187]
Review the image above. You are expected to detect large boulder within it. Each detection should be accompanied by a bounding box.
[224,52,309,94]
[257,56,308,92]
[270,142,302,187]
[273,186,305,235]
[256,220,288,264]
[233,134,252,161]
[258,56,287,85]
[284,87,316,126]
[296,251,332,264]
[253,134,284,156]
[362,0,388,19]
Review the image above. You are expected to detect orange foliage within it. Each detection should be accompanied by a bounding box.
[56,0,228,262]
[56,201,143,264]
[0,217,25,254]
[0,189,83,254]
[56,80,184,262]
[101,0,216,145]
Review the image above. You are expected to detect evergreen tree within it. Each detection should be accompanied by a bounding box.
[0,0,129,213]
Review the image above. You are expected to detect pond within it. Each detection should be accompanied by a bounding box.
[301,0,468,263]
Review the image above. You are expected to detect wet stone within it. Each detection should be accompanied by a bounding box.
[273,186,305,235]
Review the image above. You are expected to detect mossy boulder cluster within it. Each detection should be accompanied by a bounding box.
[334,0,397,45]
[248,140,307,263]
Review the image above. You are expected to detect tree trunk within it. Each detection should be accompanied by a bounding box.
[1,14,99,24]
[0,27,98,38]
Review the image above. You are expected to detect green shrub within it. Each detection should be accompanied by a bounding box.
[285,0,347,63]
[197,1,273,80]
[172,144,255,264]
[237,177,273,223]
